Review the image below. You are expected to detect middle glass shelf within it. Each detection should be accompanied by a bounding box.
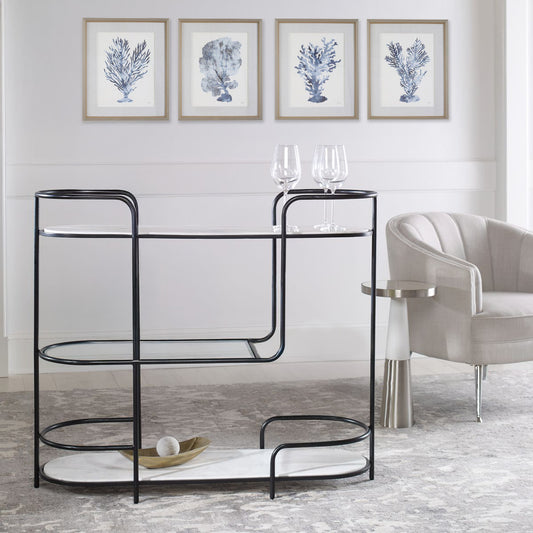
[39,338,280,366]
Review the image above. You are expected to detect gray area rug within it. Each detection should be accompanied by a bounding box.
[1,366,533,532]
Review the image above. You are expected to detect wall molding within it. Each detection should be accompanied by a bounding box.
[6,160,497,198]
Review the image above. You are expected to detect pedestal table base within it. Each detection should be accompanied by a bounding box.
[380,359,413,428]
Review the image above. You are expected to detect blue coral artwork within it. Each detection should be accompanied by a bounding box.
[377,31,436,109]
[294,37,341,104]
[97,32,156,108]
[287,31,345,109]
[385,37,430,103]
[199,37,243,103]
[103,37,151,103]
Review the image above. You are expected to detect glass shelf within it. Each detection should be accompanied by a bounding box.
[40,225,372,239]
[39,339,270,366]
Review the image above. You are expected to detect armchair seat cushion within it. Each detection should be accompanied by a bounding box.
[472,291,533,364]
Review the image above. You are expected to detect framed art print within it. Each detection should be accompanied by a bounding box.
[368,20,448,119]
[179,19,262,120]
[84,18,169,120]
[276,19,358,120]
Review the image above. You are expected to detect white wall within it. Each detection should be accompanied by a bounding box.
[0,0,7,376]
[529,2,533,227]
[3,0,497,376]
[498,0,529,227]
[494,0,530,227]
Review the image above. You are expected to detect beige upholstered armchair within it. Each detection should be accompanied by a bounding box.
[387,212,533,422]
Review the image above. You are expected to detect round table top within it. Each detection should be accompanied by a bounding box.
[361,280,437,299]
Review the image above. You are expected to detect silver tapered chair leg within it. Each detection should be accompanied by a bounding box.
[475,364,483,423]
[482,364,488,380]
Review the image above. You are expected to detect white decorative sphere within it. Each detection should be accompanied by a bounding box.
[156,436,181,457]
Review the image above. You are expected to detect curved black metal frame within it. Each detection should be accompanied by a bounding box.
[40,417,134,451]
[34,188,377,503]
[260,414,371,498]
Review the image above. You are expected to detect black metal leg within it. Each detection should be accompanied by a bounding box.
[133,363,141,503]
[269,480,276,499]
[33,197,40,488]
[131,206,141,503]
[369,196,377,480]
[269,453,277,499]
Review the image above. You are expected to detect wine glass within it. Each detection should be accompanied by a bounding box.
[329,145,348,231]
[312,145,339,231]
[271,144,301,232]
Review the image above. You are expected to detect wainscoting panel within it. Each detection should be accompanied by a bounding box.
[6,161,495,375]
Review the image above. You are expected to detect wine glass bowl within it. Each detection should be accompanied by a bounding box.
[330,145,348,193]
[329,145,348,231]
[271,144,301,232]
[317,145,340,192]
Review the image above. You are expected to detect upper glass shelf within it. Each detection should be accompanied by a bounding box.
[40,225,373,239]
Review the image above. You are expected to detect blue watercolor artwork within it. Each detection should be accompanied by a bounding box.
[385,38,430,103]
[199,37,242,103]
[104,37,151,103]
[294,37,341,103]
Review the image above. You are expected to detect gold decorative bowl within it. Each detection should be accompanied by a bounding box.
[119,437,210,469]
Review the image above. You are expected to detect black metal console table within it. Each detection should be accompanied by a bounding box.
[34,188,377,503]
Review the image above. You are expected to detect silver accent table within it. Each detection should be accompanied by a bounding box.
[361,280,436,428]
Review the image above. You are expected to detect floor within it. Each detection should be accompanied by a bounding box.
[0,357,472,392]
[5,363,533,532]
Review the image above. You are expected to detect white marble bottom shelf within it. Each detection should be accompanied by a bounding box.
[43,447,368,483]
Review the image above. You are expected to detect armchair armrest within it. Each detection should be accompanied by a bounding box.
[387,219,483,361]
[387,221,482,315]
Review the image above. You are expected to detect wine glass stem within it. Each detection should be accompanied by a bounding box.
[329,192,335,226]
[322,188,332,226]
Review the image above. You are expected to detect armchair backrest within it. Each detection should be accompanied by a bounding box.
[388,212,531,292]
[389,213,494,289]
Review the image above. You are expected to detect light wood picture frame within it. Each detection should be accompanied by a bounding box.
[368,19,448,119]
[178,19,262,120]
[83,18,169,120]
[276,19,358,120]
